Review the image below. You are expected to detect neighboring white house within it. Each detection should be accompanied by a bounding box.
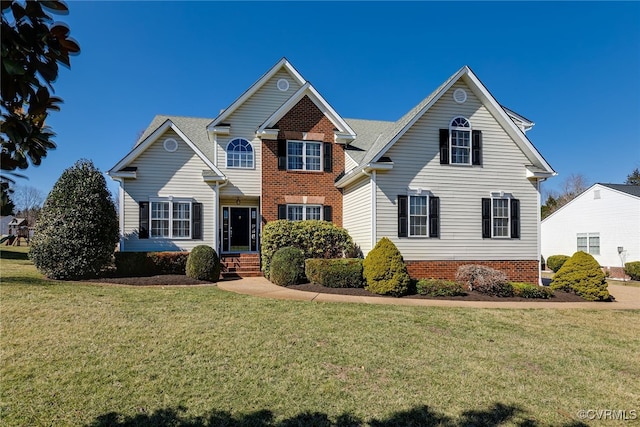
[541,183,640,278]
[0,215,14,236]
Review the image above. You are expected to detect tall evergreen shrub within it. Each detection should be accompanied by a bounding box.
[550,251,609,301]
[29,160,119,279]
[362,237,410,297]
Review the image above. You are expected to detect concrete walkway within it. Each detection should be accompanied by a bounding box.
[217,277,640,309]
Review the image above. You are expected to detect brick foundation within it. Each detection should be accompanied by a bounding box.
[406,260,540,284]
[603,266,630,280]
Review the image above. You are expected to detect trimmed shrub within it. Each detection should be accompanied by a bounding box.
[114,252,189,276]
[261,220,356,278]
[362,237,410,297]
[305,258,364,288]
[511,282,554,299]
[270,247,305,286]
[416,279,467,297]
[186,245,221,282]
[29,160,119,280]
[550,251,609,301]
[547,255,570,273]
[455,265,513,296]
[624,261,640,281]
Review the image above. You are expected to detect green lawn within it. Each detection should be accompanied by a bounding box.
[2,246,639,426]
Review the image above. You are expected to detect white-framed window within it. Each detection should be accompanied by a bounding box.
[577,233,600,255]
[287,140,321,171]
[492,198,510,238]
[449,116,471,165]
[287,204,322,221]
[150,198,191,238]
[409,195,428,237]
[226,138,254,168]
[482,195,520,239]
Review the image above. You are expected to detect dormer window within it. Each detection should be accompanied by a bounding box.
[226,138,254,168]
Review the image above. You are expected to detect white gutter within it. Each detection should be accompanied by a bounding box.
[336,161,394,188]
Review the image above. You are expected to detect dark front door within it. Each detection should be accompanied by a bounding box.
[222,206,258,253]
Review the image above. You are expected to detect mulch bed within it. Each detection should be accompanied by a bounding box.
[288,283,589,302]
[91,275,596,302]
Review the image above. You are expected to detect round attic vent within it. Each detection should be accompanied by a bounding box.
[453,88,467,104]
[277,78,290,91]
[163,138,178,152]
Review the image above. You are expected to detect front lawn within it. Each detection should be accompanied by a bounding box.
[1,246,639,426]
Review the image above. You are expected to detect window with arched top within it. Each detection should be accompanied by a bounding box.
[226,138,254,168]
[449,116,471,164]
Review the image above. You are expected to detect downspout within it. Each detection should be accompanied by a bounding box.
[362,168,376,251]
[536,177,547,286]
[112,177,125,252]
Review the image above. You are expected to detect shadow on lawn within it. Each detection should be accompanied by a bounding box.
[0,249,29,260]
[87,403,587,427]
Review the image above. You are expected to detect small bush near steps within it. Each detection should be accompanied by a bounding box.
[186,245,221,282]
[550,251,609,301]
[511,282,554,299]
[362,237,410,297]
[270,247,305,286]
[546,255,570,272]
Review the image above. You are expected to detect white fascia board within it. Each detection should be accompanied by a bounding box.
[210,125,231,135]
[108,171,137,179]
[256,129,279,139]
[207,58,307,131]
[257,83,357,139]
[335,162,393,188]
[109,119,225,178]
[525,165,555,180]
[463,71,555,175]
[370,67,466,164]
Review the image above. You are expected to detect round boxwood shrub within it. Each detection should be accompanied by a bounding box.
[362,237,410,297]
[270,246,305,286]
[29,159,119,280]
[186,245,221,282]
[546,255,570,272]
[550,251,609,301]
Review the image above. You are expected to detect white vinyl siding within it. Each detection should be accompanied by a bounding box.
[343,176,372,254]
[120,129,217,251]
[217,68,302,198]
[542,185,639,268]
[372,80,539,261]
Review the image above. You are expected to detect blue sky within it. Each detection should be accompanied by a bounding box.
[18,1,640,200]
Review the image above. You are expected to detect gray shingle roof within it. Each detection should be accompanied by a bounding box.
[343,118,394,164]
[137,115,215,163]
[600,184,640,198]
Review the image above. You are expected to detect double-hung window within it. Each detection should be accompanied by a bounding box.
[150,199,191,238]
[286,204,322,221]
[450,117,471,164]
[397,192,440,238]
[482,195,520,239]
[409,195,428,237]
[577,233,600,255]
[287,140,321,171]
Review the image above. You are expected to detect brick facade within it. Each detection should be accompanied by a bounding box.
[406,260,540,284]
[262,95,344,226]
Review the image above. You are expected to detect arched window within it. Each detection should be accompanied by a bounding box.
[226,138,254,168]
[449,117,471,164]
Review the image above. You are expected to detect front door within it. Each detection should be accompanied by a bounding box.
[222,207,258,253]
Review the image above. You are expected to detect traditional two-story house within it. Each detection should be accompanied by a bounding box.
[108,58,555,283]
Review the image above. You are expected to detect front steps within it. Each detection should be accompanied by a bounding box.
[220,253,262,279]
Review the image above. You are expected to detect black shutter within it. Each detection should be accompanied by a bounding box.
[398,195,408,237]
[277,139,287,170]
[472,130,482,165]
[323,143,332,172]
[323,205,332,222]
[277,204,287,220]
[439,129,449,165]
[192,202,202,239]
[482,198,491,238]
[139,202,149,239]
[429,196,440,238]
[510,199,520,239]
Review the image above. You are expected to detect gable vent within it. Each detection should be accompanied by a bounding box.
[277,78,290,92]
[453,88,467,104]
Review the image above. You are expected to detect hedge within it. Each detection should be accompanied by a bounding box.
[624,261,640,281]
[305,258,364,288]
[114,251,189,276]
[270,247,305,286]
[547,255,570,273]
[415,279,467,297]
